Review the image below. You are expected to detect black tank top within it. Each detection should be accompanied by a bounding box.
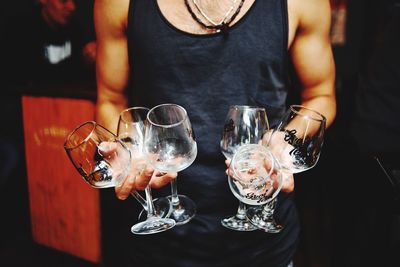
[125,1,299,266]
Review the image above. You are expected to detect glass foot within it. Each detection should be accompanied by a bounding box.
[246,206,283,233]
[138,197,172,221]
[221,214,258,231]
[167,194,196,225]
[131,217,176,235]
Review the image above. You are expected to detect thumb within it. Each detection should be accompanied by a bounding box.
[135,166,154,190]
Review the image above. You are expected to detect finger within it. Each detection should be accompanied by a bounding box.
[149,172,177,189]
[261,130,273,145]
[135,166,154,190]
[115,172,136,200]
[225,159,231,176]
[225,159,231,167]
[280,173,295,193]
[263,157,275,175]
[226,165,236,177]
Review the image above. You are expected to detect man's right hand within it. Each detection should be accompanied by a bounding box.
[98,141,177,200]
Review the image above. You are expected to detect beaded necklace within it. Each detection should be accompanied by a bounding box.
[184,0,246,34]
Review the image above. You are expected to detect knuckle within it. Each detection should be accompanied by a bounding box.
[125,179,136,188]
[116,193,128,200]
[150,178,169,189]
[135,183,147,190]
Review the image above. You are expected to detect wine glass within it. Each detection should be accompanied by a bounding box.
[228,144,282,231]
[247,105,326,232]
[118,107,172,220]
[144,103,197,225]
[64,121,174,234]
[117,107,176,234]
[220,105,269,231]
[64,121,131,188]
[63,121,152,231]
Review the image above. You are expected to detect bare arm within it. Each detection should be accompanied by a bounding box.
[289,0,336,128]
[94,0,130,133]
[267,0,336,193]
[94,0,175,199]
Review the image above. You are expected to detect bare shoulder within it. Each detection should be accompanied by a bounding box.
[94,0,130,36]
[289,0,331,33]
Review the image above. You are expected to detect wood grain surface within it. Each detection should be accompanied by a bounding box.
[22,96,101,263]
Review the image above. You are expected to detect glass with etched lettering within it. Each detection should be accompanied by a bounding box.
[247,105,326,232]
[220,105,269,231]
[228,144,282,229]
[144,103,197,225]
[117,107,175,234]
[267,105,326,173]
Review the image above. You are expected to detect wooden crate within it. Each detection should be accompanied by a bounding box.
[22,96,101,263]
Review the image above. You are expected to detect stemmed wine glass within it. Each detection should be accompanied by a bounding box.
[220,105,269,231]
[247,105,326,232]
[117,107,176,234]
[64,121,154,232]
[118,107,172,220]
[144,103,197,225]
[227,144,282,231]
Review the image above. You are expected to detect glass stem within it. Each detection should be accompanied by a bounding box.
[170,178,180,206]
[261,198,277,221]
[130,191,147,211]
[144,185,156,218]
[236,201,247,219]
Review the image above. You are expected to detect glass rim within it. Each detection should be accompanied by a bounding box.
[64,121,113,151]
[289,105,327,122]
[119,106,150,124]
[229,105,266,111]
[230,144,276,183]
[147,103,188,128]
